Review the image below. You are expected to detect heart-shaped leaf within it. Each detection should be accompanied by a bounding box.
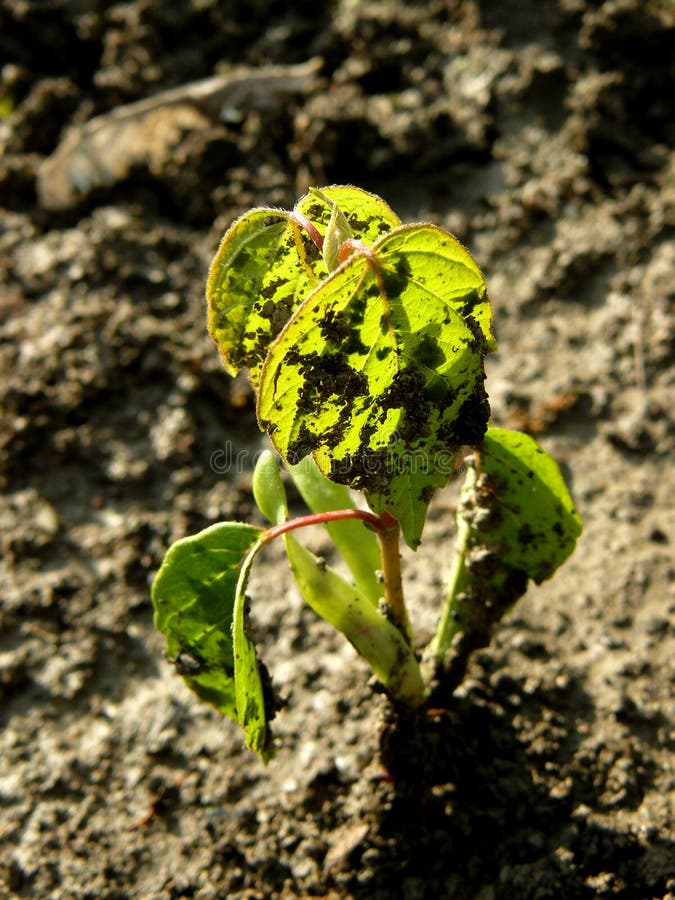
[258,223,495,548]
[207,186,401,387]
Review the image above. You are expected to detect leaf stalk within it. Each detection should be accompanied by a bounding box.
[263,507,384,544]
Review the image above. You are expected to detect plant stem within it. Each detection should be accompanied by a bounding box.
[430,463,475,662]
[289,209,323,251]
[428,455,530,691]
[377,511,414,646]
[264,508,384,544]
[430,501,471,662]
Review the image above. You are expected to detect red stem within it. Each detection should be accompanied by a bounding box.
[263,508,384,543]
[289,210,324,251]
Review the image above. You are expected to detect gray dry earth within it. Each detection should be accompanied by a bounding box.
[0,1,674,898]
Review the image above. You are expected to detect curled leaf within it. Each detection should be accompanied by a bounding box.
[233,534,276,760]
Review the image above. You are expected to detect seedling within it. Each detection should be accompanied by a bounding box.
[152,186,582,760]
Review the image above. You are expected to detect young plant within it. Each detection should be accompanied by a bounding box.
[151,186,582,761]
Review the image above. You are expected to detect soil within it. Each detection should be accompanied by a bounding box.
[1,1,673,898]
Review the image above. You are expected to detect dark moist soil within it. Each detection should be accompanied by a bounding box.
[1,1,673,898]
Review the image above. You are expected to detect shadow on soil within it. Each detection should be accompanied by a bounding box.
[355,670,673,899]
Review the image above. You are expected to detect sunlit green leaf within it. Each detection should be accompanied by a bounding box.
[151,522,262,719]
[476,428,583,583]
[258,223,494,548]
[207,208,311,387]
[207,186,401,387]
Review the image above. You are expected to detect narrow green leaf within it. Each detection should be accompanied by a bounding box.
[258,223,494,548]
[287,456,382,604]
[476,428,583,583]
[310,188,353,272]
[151,522,263,719]
[252,449,288,525]
[207,186,401,388]
[284,534,425,705]
[296,185,401,247]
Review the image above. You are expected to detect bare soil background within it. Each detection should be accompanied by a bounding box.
[1,1,673,898]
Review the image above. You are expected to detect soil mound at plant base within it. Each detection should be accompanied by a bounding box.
[0,1,672,898]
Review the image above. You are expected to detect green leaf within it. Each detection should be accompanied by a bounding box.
[207,186,401,388]
[151,522,263,719]
[258,223,494,548]
[284,534,425,705]
[252,449,288,525]
[476,428,583,582]
[310,187,353,272]
[287,456,382,603]
[432,431,581,671]
[207,208,313,388]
